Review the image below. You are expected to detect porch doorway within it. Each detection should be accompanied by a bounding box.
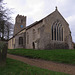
[32,42,35,49]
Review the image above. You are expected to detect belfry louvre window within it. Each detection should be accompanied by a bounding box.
[19,37,23,45]
[51,20,63,41]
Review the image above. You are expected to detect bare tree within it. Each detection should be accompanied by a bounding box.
[4,22,14,39]
[0,0,14,40]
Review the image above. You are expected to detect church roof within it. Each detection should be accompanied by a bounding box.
[26,20,43,30]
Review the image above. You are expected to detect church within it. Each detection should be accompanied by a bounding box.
[8,7,73,50]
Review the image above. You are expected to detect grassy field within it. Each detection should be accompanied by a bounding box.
[8,49,75,65]
[0,58,69,75]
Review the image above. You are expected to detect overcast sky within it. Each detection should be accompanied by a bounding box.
[3,0,75,42]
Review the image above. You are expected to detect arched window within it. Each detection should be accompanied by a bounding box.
[33,29,36,40]
[59,25,62,41]
[19,37,23,45]
[62,28,63,41]
[59,26,61,41]
[52,25,53,40]
[54,24,57,40]
[51,20,63,41]
[57,26,58,41]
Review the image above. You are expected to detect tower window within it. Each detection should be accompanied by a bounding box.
[21,19,23,23]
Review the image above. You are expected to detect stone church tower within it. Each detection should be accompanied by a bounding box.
[14,14,26,35]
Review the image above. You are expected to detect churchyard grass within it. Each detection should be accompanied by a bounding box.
[0,58,69,75]
[8,49,75,65]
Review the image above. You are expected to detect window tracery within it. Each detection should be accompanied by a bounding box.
[52,20,63,41]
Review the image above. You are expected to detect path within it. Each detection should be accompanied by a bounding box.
[7,54,75,75]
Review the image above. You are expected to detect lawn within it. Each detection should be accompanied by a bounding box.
[8,49,75,65]
[0,58,69,75]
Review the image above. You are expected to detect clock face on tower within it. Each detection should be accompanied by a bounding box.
[20,25,23,28]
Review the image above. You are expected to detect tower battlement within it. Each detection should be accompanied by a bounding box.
[16,14,26,18]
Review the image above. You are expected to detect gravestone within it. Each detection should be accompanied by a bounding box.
[0,41,7,66]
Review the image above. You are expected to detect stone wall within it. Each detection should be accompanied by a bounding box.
[26,21,43,49]
[44,42,69,50]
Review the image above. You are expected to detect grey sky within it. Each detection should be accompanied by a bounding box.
[4,0,75,42]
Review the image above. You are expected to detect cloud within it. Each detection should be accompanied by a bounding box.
[23,0,45,25]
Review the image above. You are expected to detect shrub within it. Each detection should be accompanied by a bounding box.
[0,41,7,66]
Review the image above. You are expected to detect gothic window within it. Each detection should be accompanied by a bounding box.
[59,26,61,41]
[59,25,62,41]
[57,26,58,40]
[33,29,36,40]
[19,37,23,45]
[62,28,63,41]
[54,24,57,40]
[52,25,53,40]
[51,20,63,41]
